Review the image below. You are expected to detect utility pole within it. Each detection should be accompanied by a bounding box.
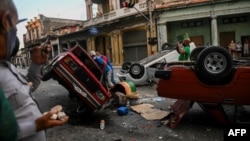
[128,0,155,49]
[148,0,154,49]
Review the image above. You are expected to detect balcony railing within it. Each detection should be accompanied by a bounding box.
[84,1,148,28]
[155,0,212,9]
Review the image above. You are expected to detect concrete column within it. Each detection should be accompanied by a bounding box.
[87,37,96,51]
[118,31,123,65]
[85,0,93,19]
[110,30,123,65]
[157,24,167,51]
[86,38,91,51]
[92,37,96,51]
[112,33,119,65]
[211,16,218,46]
[115,0,120,9]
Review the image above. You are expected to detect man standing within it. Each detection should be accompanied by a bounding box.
[243,40,249,57]
[177,34,191,61]
[0,0,68,141]
[236,41,242,58]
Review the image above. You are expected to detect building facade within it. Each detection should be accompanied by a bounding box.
[155,0,250,50]
[22,14,84,65]
[83,0,250,66]
[21,0,250,66]
[84,0,157,65]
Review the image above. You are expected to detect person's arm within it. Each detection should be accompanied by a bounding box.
[27,63,43,91]
[18,106,69,139]
[27,44,51,92]
[35,109,69,132]
[177,43,186,54]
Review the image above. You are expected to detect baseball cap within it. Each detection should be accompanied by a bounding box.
[90,50,96,56]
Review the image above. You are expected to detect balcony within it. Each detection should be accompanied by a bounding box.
[155,0,212,9]
[84,1,148,28]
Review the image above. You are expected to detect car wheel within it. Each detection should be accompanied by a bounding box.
[41,63,54,81]
[196,46,233,82]
[190,47,205,61]
[129,63,145,79]
[122,62,132,71]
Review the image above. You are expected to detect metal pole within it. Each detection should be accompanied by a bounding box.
[133,0,153,49]
[148,0,153,49]
[133,6,151,23]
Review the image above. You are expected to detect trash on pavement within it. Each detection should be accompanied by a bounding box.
[130,104,170,120]
[117,106,129,116]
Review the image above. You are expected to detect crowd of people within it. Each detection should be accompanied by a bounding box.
[228,39,249,58]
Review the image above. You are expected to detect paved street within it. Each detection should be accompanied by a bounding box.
[19,68,224,141]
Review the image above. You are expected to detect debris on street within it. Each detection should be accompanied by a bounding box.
[130,104,170,120]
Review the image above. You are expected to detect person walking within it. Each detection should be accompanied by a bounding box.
[243,40,249,57]
[0,1,69,141]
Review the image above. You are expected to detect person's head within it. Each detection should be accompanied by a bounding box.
[182,33,190,46]
[89,50,96,57]
[183,38,190,46]
[0,0,18,60]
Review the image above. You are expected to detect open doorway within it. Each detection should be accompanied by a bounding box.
[190,35,204,47]
[219,31,235,48]
[241,35,250,57]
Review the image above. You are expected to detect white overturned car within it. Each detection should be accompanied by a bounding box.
[117,43,196,86]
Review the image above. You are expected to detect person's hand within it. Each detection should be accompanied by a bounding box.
[177,42,182,48]
[35,108,69,132]
[31,44,52,65]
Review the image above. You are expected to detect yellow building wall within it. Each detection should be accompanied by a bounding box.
[86,22,157,66]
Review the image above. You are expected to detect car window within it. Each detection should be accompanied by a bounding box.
[148,58,166,68]
[71,47,102,79]
[137,50,171,65]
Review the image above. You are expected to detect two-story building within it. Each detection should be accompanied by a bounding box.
[23,14,84,65]
[155,0,250,50]
[22,0,250,66]
[83,0,250,65]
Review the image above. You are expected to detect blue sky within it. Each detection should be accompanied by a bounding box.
[13,0,88,48]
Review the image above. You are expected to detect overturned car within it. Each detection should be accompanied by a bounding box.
[117,43,196,86]
[155,46,250,128]
[42,45,136,112]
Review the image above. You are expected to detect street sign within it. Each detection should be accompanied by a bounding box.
[89,27,99,35]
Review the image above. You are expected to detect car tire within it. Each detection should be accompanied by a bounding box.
[190,47,205,61]
[196,46,233,84]
[122,62,132,71]
[129,63,145,79]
